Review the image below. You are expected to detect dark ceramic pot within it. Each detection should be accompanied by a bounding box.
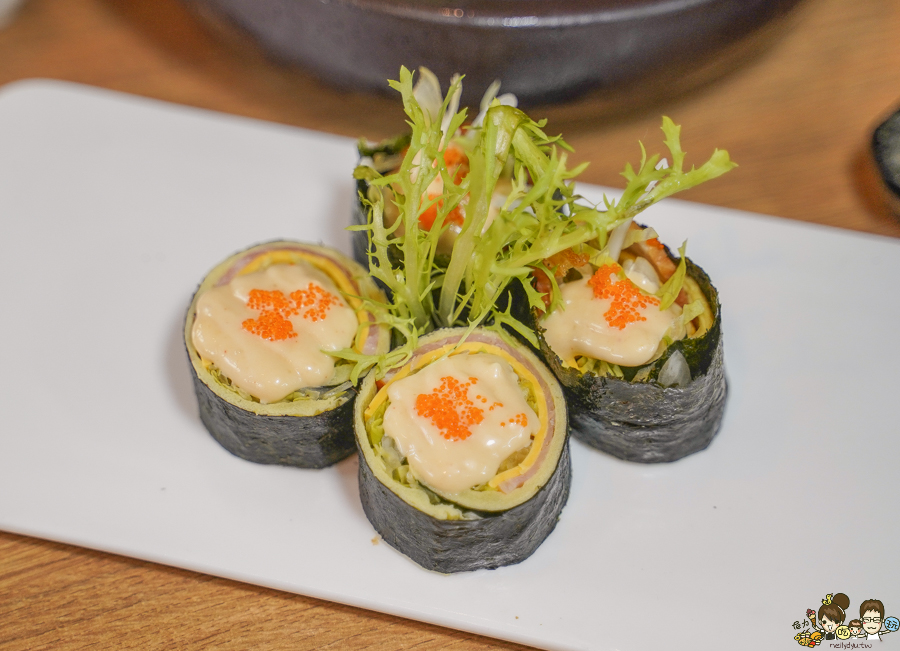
[873,106,900,217]
[184,0,803,105]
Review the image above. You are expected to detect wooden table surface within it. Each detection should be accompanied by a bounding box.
[1,0,899,649]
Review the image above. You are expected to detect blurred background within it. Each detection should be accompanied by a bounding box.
[0,0,898,237]
[0,0,898,649]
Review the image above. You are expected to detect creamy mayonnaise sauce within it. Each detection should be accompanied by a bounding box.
[383,352,538,493]
[191,262,358,404]
[541,264,681,368]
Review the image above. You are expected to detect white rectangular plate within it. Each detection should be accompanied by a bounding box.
[1,80,898,651]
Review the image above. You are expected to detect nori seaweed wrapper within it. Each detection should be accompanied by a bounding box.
[352,135,409,267]
[359,443,571,573]
[527,255,728,464]
[191,374,355,467]
[185,241,390,468]
[354,328,571,573]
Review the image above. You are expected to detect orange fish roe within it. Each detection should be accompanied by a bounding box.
[242,289,298,341]
[588,264,660,330]
[415,376,486,441]
[290,283,341,323]
[246,289,295,314]
[242,306,297,341]
[242,283,342,341]
[500,413,528,428]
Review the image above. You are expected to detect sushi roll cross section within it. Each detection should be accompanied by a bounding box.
[185,241,390,468]
[349,67,735,569]
[354,328,570,573]
[530,228,727,463]
[354,135,514,270]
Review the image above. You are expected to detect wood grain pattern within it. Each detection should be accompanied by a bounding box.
[1,0,899,648]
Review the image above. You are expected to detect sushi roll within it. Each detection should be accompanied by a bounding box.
[354,68,733,469]
[354,328,570,573]
[527,229,727,463]
[352,133,409,267]
[353,69,516,270]
[185,240,390,468]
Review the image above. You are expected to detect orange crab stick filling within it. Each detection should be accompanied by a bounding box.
[541,262,681,368]
[382,352,538,493]
[532,249,590,309]
[191,262,358,403]
[416,143,470,231]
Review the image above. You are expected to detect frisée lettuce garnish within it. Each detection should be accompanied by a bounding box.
[341,67,736,381]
